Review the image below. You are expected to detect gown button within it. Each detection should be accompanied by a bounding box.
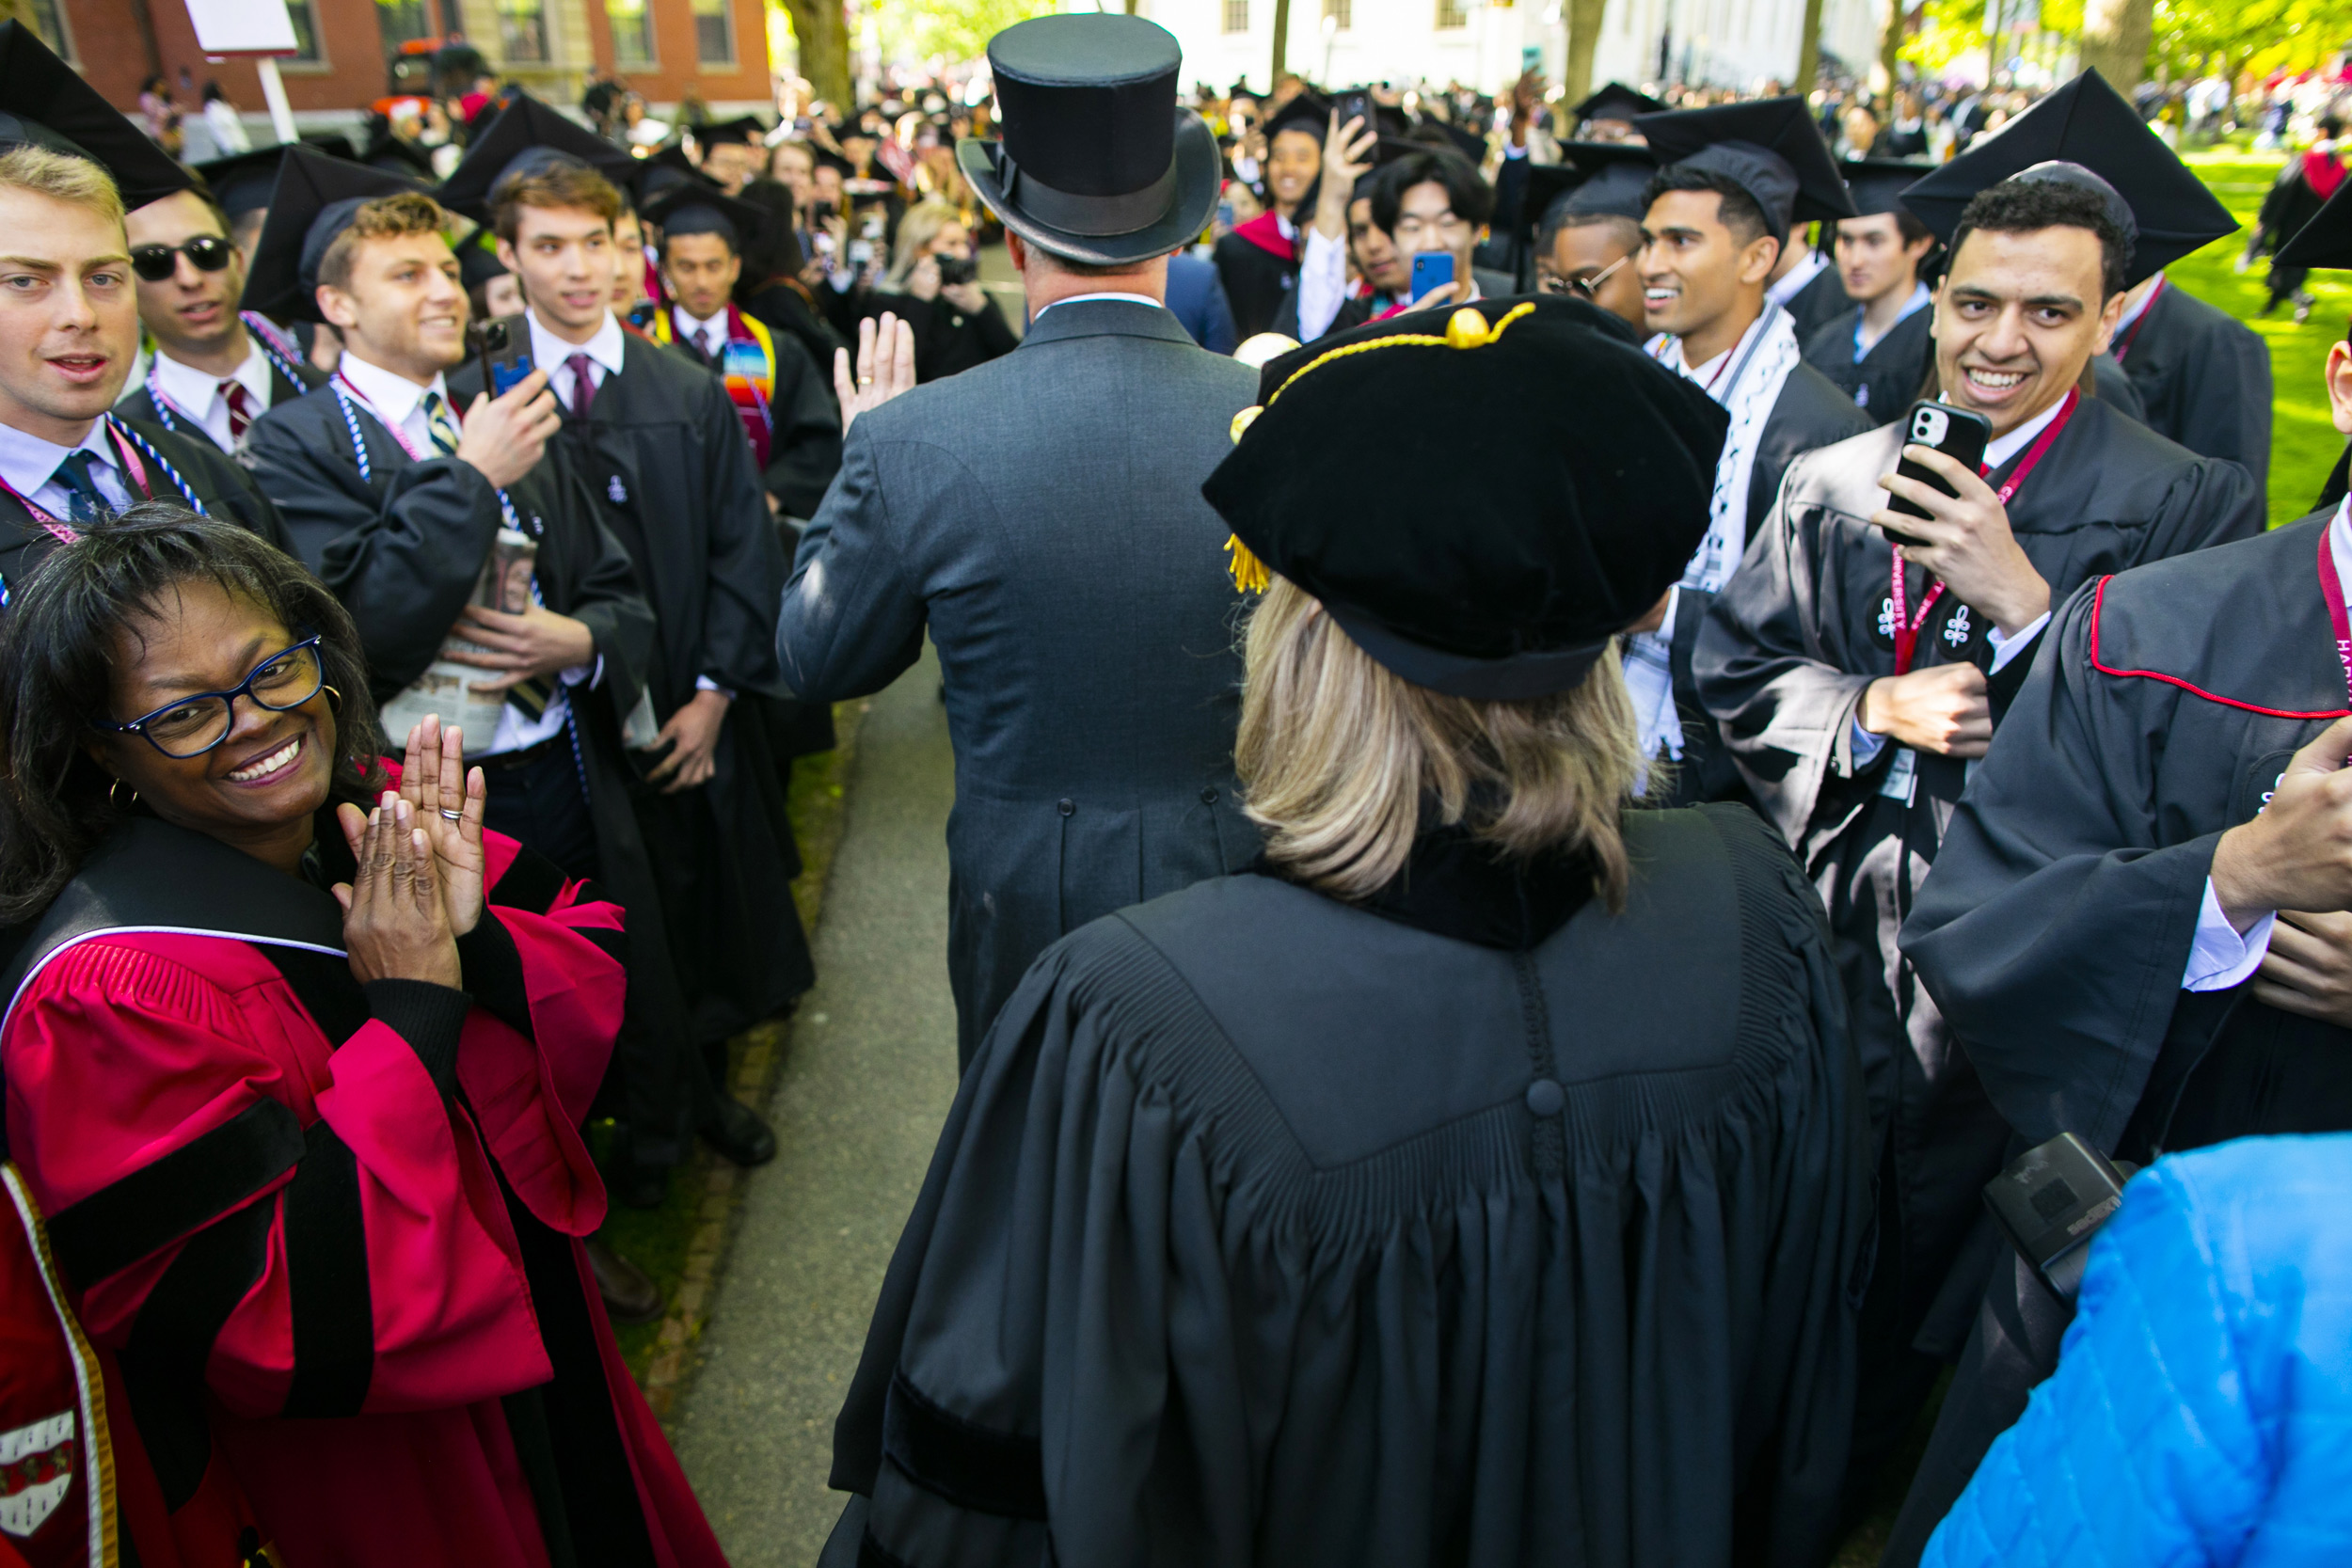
[1200,786,1219,804]
[1057,799,1075,817]
[1525,1078,1565,1117]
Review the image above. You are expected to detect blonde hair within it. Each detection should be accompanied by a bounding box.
[1235,577,1645,910]
[0,146,125,230]
[884,198,964,289]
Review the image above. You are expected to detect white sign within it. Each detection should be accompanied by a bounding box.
[183,0,299,56]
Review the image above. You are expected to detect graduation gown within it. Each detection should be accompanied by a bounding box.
[1693,399,2263,1463]
[243,385,701,1161]
[2111,278,2274,492]
[860,290,1019,384]
[0,811,726,1568]
[0,414,288,597]
[454,332,813,1046]
[1777,257,1853,343]
[823,805,1870,1568]
[2088,351,2149,424]
[1882,513,2352,1565]
[1213,214,1300,341]
[659,307,844,519]
[1802,304,1934,424]
[739,277,850,399]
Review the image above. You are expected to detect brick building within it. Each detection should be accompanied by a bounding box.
[8,0,773,130]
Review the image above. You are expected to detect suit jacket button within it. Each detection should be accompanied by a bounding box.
[1525,1079,1565,1117]
[1200,787,1219,804]
[1057,799,1075,817]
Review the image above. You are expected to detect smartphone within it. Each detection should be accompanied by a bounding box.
[849,238,874,267]
[935,253,977,286]
[1409,250,1454,303]
[1337,90,1372,131]
[627,299,659,331]
[1216,198,1235,232]
[473,311,534,398]
[1883,399,1992,545]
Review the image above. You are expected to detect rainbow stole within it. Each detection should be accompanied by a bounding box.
[658,305,775,469]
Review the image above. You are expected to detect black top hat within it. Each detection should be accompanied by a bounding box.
[959,14,1221,267]
[1897,70,2233,284]
[1839,157,1932,218]
[0,23,190,211]
[1633,96,1856,240]
[1204,297,1727,700]
[644,180,761,252]
[437,91,636,221]
[1571,82,1667,126]
[245,144,427,323]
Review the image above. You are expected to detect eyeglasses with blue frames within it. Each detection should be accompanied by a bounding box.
[94,635,328,759]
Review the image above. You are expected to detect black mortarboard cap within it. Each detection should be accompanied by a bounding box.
[1840,157,1932,218]
[244,143,427,323]
[361,130,437,180]
[1896,70,2233,284]
[0,22,190,211]
[812,147,854,178]
[1571,82,1666,125]
[456,234,508,290]
[1264,89,1334,144]
[697,115,769,148]
[302,131,358,163]
[644,180,759,250]
[437,91,636,221]
[1205,297,1728,699]
[193,145,296,220]
[1632,96,1855,240]
[1534,141,1658,227]
[634,143,708,204]
[2278,173,2352,267]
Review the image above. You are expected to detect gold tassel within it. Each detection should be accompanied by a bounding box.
[1225,533,1269,594]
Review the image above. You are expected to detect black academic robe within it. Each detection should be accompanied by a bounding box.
[454,333,813,1047]
[113,353,327,449]
[1693,400,2263,1471]
[1801,304,1934,424]
[2090,351,2149,424]
[1778,258,1853,343]
[0,413,289,595]
[860,289,1019,383]
[243,385,702,1162]
[821,805,1870,1568]
[668,317,844,519]
[1212,226,1299,341]
[1882,513,2352,1566]
[2112,279,2274,492]
[739,278,850,398]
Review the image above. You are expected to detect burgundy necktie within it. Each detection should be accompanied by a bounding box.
[219,380,253,442]
[697,325,718,361]
[566,352,597,417]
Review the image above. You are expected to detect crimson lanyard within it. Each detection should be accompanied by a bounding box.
[2318,517,2352,705]
[0,420,156,536]
[2109,276,2166,366]
[1890,389,2078,674]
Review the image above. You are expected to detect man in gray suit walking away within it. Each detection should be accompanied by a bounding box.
[777,13,1260,1068]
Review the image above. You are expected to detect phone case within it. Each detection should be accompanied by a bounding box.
[1884,400,1991,540]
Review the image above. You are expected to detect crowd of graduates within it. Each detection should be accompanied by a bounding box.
[4,7,2352,1566]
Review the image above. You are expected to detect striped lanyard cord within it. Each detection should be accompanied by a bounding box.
[330,377,522,533]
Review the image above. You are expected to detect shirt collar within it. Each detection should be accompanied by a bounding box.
[1031,292,1165,320]
[151,338,270,418]
[1764,248,1828,307]
[529,307,628,377]
[674,302,728,338]
[1673,305,1771,387]
[0,416,112,501]
[336,349,446,427]
[2331,493,2350,588]
[1979,389,2071,469]
[2113,271,2166,337]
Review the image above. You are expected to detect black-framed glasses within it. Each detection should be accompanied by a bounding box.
[95,636,326,758]
[129,236,235,282]
[1542,251,1631,300]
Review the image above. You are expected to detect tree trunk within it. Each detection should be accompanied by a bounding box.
[1794,0,1824,97]
[1270,0,1292,94]
[1565,0,1609,105]
[2077,0,2153,92]
[1872,0,1901,96]
[783,0,850,105]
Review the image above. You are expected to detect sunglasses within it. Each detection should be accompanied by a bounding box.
[129,235,235,282]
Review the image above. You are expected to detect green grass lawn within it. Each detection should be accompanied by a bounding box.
[2174,152,2348,522]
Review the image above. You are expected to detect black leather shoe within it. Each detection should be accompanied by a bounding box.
[701,1094,777,1167]
[585,1237,663,1324]
[614,1157,669,1210]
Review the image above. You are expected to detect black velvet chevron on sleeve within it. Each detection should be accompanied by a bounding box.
[43,1097,305,1290]
[455,911,534,1043]
[278,1117,374,1418]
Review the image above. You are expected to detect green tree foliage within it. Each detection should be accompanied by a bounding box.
[871,0,1059,66]
[2151,0,2352,83]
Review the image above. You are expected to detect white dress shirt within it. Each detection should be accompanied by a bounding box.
[150,338,274,452]
[0,418,135,519]
[335,349,455,457]
[673,304,728,360]
[527,308,628,412]
[1029,292,1166,321]
[1765,248,1830,310]
[2178,497,2352,990]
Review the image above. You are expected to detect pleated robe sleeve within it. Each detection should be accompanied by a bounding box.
[1,837,627,1421]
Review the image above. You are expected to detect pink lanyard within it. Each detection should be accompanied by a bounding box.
[0,420,155,537]
[1890,390,2077,675]
[332,372,438,463]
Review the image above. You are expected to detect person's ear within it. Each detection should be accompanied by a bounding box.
[494,237,519,274]
[1740,232,1780,286]
[316,284,359,331]
[1006,230,1028,275]
[2090,289,2126,357]
[2327,340,2352,436]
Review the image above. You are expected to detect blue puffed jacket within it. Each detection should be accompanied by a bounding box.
[1925,1133,2352,1567]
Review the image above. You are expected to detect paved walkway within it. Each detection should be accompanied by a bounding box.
[672,643,961,1564]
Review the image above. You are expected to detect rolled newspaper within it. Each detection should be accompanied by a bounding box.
[377,528,537,752]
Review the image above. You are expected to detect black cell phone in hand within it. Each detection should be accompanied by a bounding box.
[473,311,535,398]
[1337,91,1372,132]
[1883,400,1991,545]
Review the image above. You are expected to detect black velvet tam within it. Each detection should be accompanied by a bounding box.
[1203,294,1728,699]
[1899,70,2234,285]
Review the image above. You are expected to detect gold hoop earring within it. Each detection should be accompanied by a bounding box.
[108,778,136,809]
[321,684,342,711]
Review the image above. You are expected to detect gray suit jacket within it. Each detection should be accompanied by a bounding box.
[779,298,1263,1065]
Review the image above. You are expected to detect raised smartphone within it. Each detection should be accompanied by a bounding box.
[1883,399,1992,545]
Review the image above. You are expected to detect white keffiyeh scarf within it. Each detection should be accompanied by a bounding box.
[1625,305,1804,766]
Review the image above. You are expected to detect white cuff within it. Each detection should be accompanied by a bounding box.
[694,674,735,700]
[1850,719,1890,767]
[2183,877,2277,991]
[1297,227,1350,342]
[1986,611,2051,674]
[560,654,602,689]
